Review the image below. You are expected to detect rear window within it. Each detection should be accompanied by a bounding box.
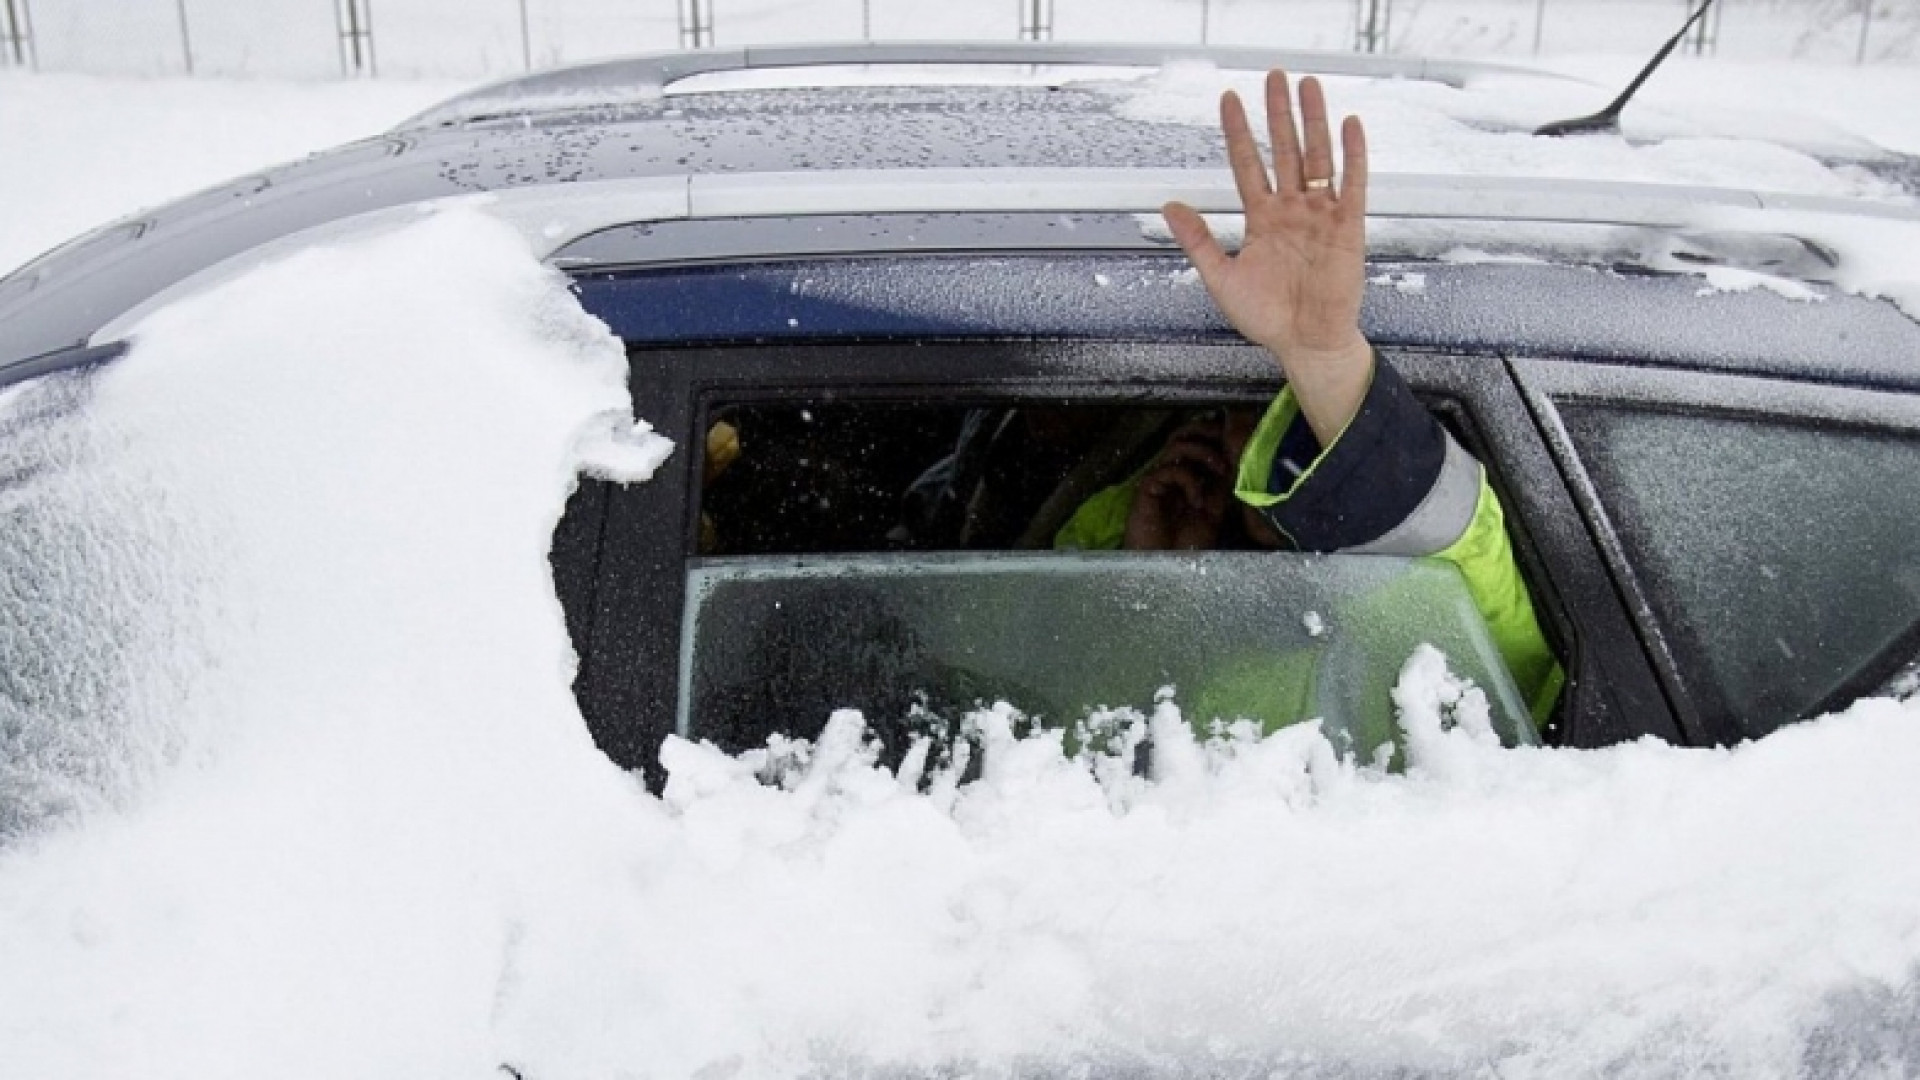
[1558,402,1920,737]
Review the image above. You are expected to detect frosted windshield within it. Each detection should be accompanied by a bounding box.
[680,551,1536,762]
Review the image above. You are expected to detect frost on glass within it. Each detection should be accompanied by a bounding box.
[0,373,216,844]
[680,551,1536,763]
[1561,402,1920,736]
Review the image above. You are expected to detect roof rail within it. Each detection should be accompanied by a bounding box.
[398,41,1556,130]
[84,168,1919,347]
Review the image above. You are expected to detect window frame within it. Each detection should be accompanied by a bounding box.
[572,340,1670,783]
[1514,358,1920,746]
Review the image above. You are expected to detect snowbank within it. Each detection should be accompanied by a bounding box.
[2,208,1919,1078]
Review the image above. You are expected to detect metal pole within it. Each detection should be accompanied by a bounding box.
[1021,0,1049,42]
[337,0,376,76]
[342,0,362,75]
[1199,0,1209,44]
[1857,0,1873,64]
[1682,0,1717,56]
[518,0,531,70]
[1533,0,1546,55]
[1355,0,1386,53]
[680,0,713,48]
[862,0,870,41]
[175,0,194,75]
[0,0,22,68]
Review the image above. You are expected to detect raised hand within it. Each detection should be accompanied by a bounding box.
[1162,71,1373,445]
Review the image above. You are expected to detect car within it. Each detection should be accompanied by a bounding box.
[5,41,1920,790]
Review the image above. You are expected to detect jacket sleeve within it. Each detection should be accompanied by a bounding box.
[1234,353,1564,723]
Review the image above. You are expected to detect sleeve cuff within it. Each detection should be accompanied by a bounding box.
[1233,353,1466,554]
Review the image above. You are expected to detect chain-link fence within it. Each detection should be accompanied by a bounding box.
[0,0,1913,78]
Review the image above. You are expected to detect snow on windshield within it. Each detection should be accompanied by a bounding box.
[3,209,1920,1079]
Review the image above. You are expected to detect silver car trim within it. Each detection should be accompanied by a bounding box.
[89,168,1920,345]
[399,42,1558,129]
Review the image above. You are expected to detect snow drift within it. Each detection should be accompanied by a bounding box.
[1,209,1918,1079]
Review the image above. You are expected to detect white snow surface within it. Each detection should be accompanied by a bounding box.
[0,72,467,277]
[3,208,1920,1077]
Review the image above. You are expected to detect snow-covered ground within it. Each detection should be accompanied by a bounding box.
[6,14,1920,1080]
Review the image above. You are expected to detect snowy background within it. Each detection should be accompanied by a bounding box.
[4,0,1919,77]
[5,1,1920,1078]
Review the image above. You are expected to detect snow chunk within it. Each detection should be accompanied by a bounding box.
[574,415,675,482]
[1691,265,1825,302]
[1369,269,1429,295]
[1695,205,1920,318]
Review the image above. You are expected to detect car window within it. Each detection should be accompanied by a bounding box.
[685,396,1540,762]
[1556,402,1920,737]
[680,552,1536,764]
[699,400,1185,555]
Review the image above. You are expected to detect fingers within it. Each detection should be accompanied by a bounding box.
[1298,76,1336,191]
[1340,113,1369,218]
[1161,201,1231,283]
[1158,431,1231,479]
[1142,465,1210,513]
[1219,90,1272,208]
[1265,70,1304,193]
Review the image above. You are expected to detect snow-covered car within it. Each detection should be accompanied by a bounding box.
[7,40,1920,1080]
[6,42,1918,774]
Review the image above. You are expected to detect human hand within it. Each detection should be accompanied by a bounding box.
[1162,71,1373,445]
[1124,418,1233,551]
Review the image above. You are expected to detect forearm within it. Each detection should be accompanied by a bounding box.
[1266,333,1374,446]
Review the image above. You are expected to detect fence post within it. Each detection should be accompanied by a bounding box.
[862,0,870,41]
[1019,0,1054,42]
[0,0,35,69]
[176,0,195,74]
[336,0,376,76]
[679,0,714,48]
[1857,0,1873,63]
[1532,0,1546,55]
[518,0,532,70]
[1199,0,1210,44]
[1682,0,1720,56]
[1353,0,1390,53]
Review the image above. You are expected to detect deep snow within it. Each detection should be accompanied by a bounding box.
[4,16,1920,1079]
[0,203,1918,1078]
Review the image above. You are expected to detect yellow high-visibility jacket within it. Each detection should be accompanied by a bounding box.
[1056,354,1564,726]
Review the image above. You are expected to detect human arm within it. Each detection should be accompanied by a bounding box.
[1166,71,1562,720]
[1161,71,1372,445]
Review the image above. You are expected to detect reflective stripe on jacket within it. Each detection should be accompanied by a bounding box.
[1056,354,1564,725]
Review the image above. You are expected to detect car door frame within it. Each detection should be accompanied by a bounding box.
[572,340,1678,784]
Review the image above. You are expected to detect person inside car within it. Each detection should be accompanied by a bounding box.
[1055,70,1563,725]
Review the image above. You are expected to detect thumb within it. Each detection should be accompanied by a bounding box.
[1162,201,1232,288]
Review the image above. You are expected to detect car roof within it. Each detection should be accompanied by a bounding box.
[3,43,1917,384]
